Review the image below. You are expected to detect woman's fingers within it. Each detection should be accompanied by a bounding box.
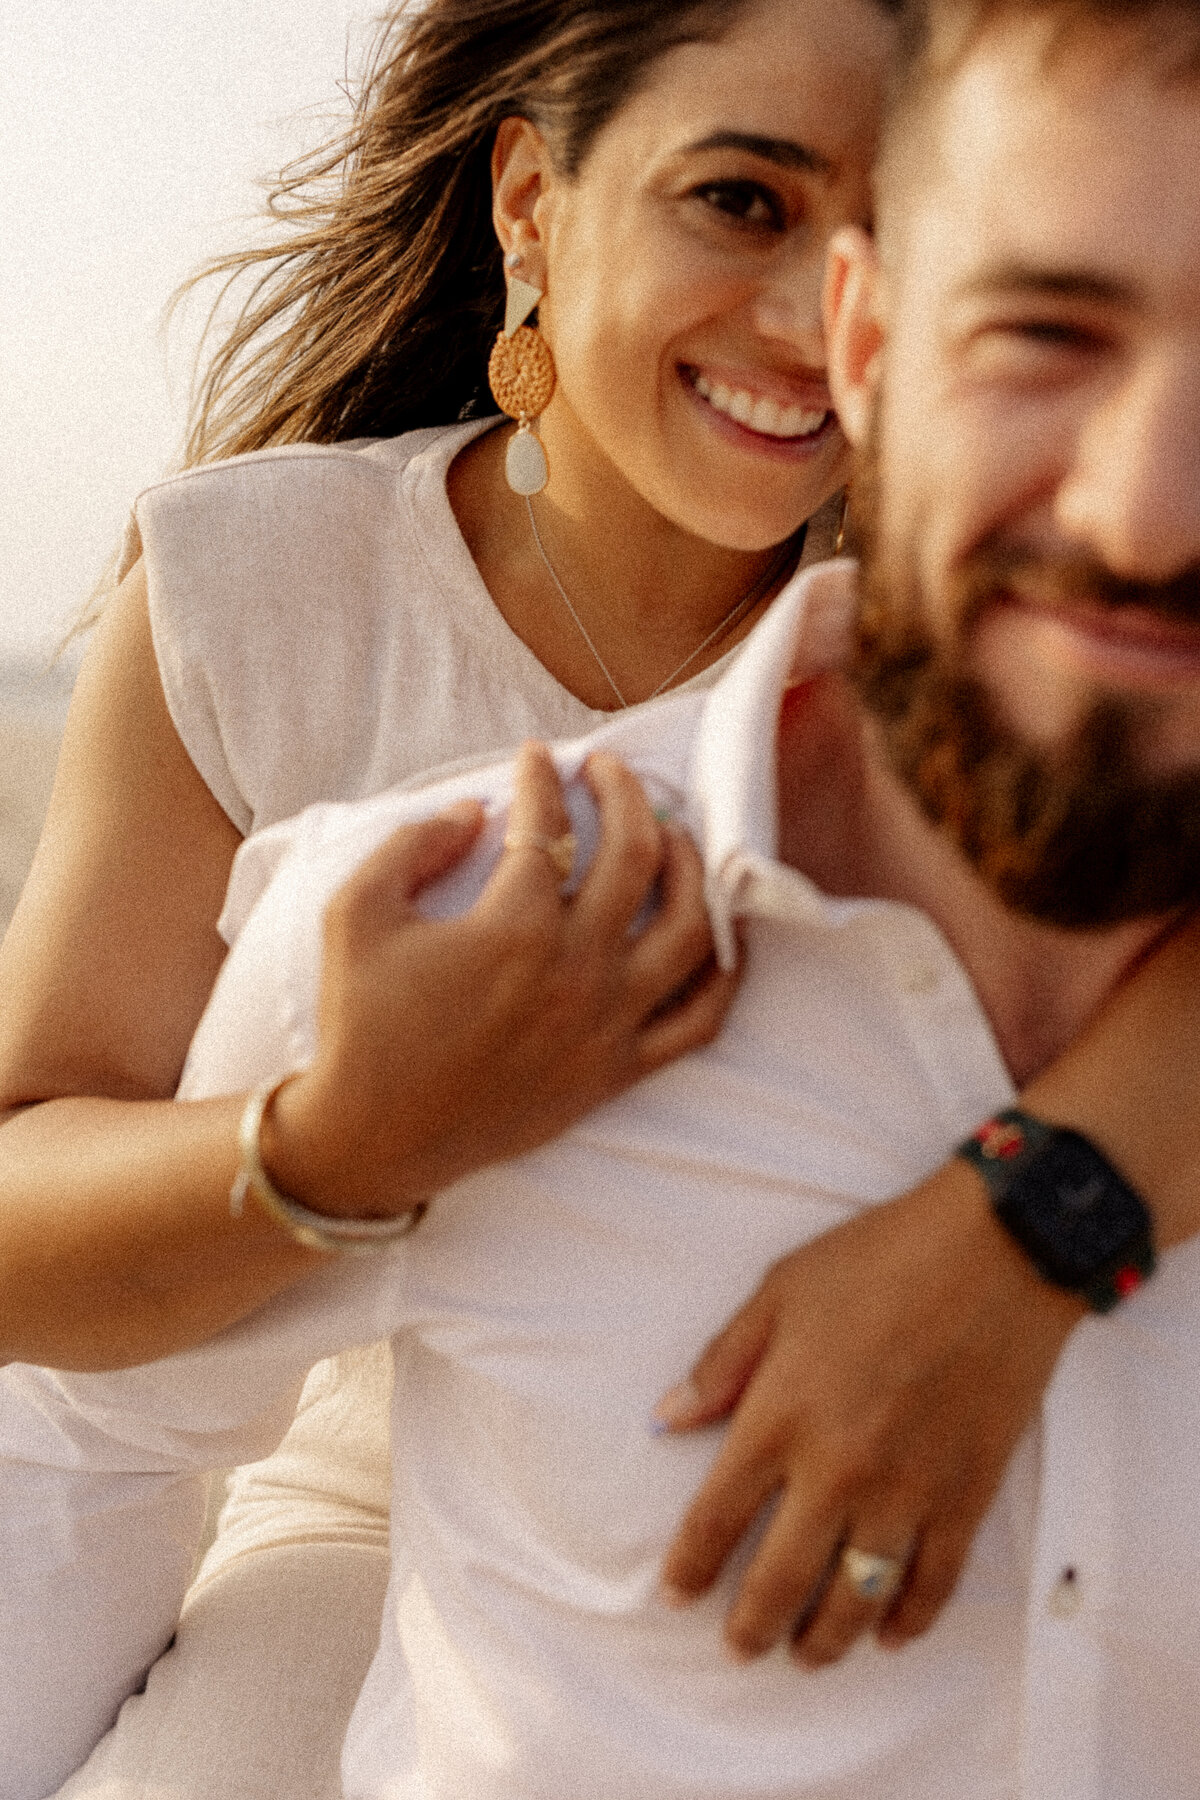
[658,1368,788,1598]
[877,1506,981,1646]
[790,1517,919,1667]
[633,958,738,1072]
[653,1282,775,1432]
[652,1172,1079,1673]
[479,741,576,919]
[724,1492,843,1661]
[571,751,665,940]
[660,1436,783,1611]
[327,800,485,936]
[311,748,741,1209]
[625,823,719,1007]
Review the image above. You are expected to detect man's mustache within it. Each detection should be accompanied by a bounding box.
[954,546,1200,627]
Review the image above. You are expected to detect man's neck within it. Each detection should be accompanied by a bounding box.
[775,673,1165,1085]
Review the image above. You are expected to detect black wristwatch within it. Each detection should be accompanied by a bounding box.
[958,1108,1156,1313]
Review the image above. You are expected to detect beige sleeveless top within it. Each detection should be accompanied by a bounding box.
[119,419,843,1574]
[121,419,621,835]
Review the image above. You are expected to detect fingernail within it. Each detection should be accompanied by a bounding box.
[441,800,481,826]
[658,1579,694,1610]
[650,1378,702,1433]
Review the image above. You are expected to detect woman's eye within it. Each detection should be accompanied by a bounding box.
[692,180,785,231]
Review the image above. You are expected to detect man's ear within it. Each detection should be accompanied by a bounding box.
[823,227,886,448]
[492,117,554,278]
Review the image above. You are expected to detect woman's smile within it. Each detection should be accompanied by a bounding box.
[528,0,894,552]
[681,361,836,457]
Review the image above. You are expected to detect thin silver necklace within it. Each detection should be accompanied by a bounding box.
[525,495,792,709]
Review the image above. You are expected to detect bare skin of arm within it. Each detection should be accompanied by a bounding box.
[0,565,734,1371]
[657,915,1200,1665]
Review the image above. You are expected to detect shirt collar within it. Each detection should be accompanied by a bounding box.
[690,558,859,969]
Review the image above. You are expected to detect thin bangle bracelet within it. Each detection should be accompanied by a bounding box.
[229,1080,428,1254]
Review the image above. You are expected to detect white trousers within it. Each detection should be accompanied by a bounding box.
[50,1345,393,1800]
[0,1256,409,1800]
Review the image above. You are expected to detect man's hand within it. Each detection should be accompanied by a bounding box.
[655,1162,1084,1666]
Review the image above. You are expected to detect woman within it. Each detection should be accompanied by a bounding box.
[0,0,900,1363]
[0,0,902,1793]
[7,0,1200,1792]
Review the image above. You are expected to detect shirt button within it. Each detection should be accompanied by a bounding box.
[1048,1566,1083,1618]
[899,963,940,996]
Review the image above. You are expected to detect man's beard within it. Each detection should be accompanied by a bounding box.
[847,426,1200,930]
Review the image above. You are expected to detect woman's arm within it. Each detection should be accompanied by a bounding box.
[0,562,295,1366]
[656,915,1200,1663]
[0,565,734,1371]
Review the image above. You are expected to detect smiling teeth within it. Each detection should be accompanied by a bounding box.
[693,373,828,439]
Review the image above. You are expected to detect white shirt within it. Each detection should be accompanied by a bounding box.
[3,562,1199,1800]
[121,413,796,1614]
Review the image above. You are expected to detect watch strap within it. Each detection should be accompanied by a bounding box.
[958,1107,1156,1312]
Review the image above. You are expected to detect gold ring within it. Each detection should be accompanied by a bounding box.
[503,829,577,885]
[839,1546,907,1605]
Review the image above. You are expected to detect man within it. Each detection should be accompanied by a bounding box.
[4,2,1200,1794]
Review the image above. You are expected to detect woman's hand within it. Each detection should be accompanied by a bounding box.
[654,1161,1083,1666]
[654,907,1200,1670]
[265,741,737,1219]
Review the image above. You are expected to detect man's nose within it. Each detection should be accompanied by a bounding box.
[1056,356,1200,583]
[749,253,826,364]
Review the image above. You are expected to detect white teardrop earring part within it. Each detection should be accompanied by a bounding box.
[504,275,543,338]
[506,419,549,495]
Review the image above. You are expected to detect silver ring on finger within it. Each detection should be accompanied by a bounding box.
[839,1546,908,1606]
[502,829,577,886]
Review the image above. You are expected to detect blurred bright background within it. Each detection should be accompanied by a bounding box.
[1,2,376,915]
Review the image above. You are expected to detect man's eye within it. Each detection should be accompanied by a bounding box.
[986,311,1109,356]
[966,317,1105,380]
[693,181,785,231]
[1009,320,1096,349]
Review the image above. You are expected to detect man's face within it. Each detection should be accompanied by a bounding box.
[828,13,1200,926]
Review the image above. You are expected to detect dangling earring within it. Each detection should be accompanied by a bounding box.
[488,252,556,495]
[835,490,850,555]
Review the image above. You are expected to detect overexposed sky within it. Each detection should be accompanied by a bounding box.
[1,2,376,661]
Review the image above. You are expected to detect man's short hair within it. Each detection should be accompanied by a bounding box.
[878,0,1200,214]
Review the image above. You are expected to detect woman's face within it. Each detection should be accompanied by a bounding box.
[526,0,895,550]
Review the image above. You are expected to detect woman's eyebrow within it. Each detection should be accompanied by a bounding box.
[683,130,832,175]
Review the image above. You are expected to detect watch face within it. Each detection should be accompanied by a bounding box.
[999,1132,1148,1288]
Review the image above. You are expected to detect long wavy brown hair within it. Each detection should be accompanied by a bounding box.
[179,0,765,467]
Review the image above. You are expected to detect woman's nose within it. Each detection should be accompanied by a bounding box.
[748,251,827,365]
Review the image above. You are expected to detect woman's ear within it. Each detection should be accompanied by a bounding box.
[823,227,887,448]
[492,117,554,277]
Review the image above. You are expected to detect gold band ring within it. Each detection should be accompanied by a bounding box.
[839,1546,907,1605]
[502,828,577,885]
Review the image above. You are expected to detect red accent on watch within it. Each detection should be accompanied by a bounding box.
[975,1121,1026,1160]
[1113,1266,1145,1299]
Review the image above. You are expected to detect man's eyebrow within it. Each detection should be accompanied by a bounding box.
[955,263,1139,308]
[682,131,832,177]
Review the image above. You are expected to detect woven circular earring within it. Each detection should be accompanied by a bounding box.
[488,270,556,495]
